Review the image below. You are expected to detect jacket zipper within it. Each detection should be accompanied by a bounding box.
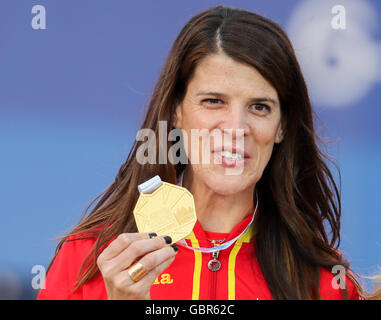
[208,242,221,300]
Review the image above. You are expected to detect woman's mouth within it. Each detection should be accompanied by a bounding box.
[212,147,250,168]
[216,150,244,160]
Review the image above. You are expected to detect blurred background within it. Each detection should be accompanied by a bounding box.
[0,0,380,299]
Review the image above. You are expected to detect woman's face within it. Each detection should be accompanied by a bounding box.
[175,52,284,196]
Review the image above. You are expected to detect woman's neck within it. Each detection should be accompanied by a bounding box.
[182,168,255,234]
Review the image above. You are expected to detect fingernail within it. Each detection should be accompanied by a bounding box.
[164,236,172,244]
[171,244,178,252]
[148,233,157,238]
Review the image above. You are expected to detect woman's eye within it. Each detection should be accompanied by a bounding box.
[202,98,223,105]
[249,103,270,113]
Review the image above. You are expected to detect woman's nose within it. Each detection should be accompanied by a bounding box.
[218,108,250,139]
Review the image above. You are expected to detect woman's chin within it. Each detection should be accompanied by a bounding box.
[209,187,240,196]
[190,166,257,195]
[205,178,251,196]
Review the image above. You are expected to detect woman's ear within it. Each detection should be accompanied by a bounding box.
[173,103,183,128]
[275,121,285,144]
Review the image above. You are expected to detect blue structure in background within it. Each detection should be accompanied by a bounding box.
[0,0,380,299]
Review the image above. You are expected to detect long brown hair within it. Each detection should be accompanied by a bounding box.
[360,270,381,300]
[368,274,381,300]
[47,5,359,299]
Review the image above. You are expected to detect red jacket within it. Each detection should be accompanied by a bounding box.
[37,214,359,300]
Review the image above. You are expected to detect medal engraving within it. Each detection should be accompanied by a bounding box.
[133,180,197,243]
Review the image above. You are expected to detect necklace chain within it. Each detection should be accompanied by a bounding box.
[207,238,226,244]
[178,190,259,254]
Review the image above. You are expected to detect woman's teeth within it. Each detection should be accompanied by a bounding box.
[217,150,244,160]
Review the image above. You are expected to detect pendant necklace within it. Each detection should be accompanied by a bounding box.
[207,239,226,271]
[176,171,259,272]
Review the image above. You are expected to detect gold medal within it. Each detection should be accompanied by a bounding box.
[133,176,197,243]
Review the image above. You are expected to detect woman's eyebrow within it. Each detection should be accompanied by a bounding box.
[196,91,278,105]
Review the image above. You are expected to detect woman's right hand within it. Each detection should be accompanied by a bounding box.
[96,232,178,300]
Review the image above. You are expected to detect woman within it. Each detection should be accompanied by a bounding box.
[37,5,360,300]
